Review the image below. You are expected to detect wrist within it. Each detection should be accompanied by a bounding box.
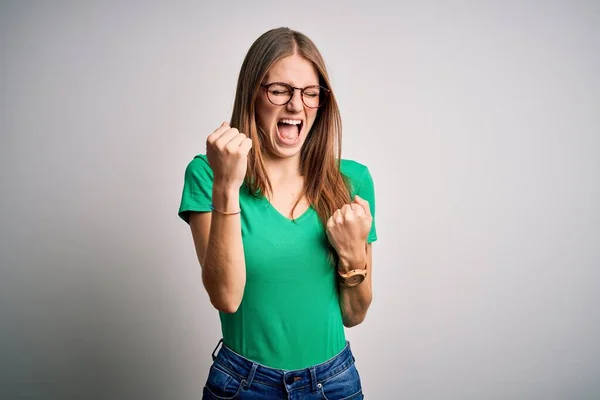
[337,252,367,273]
[212,184,240,213]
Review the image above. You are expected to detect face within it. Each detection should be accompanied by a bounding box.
[256,54,320,161]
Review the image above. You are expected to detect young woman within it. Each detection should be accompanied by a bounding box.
[179,27,377,400]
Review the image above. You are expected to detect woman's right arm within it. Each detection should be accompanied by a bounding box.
[189,122,252,313]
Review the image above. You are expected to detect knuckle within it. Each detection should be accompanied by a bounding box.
[225,146,236,154]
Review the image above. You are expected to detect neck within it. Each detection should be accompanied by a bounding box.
[263,153,302,185]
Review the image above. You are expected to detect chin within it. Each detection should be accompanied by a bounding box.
[268,139,305,159]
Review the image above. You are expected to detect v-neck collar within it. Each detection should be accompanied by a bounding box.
[260,196,314,223]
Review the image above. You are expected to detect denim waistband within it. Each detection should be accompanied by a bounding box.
[211,339,356,393]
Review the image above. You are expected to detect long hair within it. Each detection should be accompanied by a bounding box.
[230,27,350,226]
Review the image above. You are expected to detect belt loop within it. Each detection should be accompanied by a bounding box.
[310,367,318,393]
[211,338,223,361]
[347,341,355,362]
[244,363,258,389]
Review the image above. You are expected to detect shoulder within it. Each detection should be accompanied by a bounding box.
[188,154,210,167]
[185,154,212,173]
[340,159,373,193]
[340,158,370,180]
[183,154,214,183]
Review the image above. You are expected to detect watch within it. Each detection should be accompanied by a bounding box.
[337,267,368,287]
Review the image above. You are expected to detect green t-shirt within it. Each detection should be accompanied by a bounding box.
[178,155,377,370]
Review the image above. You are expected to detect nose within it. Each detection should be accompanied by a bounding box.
[286,89,303,112]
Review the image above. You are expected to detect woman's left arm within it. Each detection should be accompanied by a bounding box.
[326,195,374,327]
[338,243,373,327]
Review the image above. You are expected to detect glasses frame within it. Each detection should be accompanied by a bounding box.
[260,82,331,109]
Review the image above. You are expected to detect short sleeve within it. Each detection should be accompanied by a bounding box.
[178,154,214,224]
[356,166,378,244]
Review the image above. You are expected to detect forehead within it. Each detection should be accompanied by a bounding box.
[265,54,319,86]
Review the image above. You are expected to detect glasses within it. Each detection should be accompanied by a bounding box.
[261,82,331,108]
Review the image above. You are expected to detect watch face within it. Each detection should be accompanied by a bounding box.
[347,274,365,286]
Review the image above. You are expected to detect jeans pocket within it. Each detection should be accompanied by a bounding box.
[318,363,363,400]
[203,363,244,399]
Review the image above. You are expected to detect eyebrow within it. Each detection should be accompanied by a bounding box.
[265,81,321,87]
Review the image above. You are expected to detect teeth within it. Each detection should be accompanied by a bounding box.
[280,119,301,125]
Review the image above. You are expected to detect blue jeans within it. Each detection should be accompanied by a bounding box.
[203,339,364,399]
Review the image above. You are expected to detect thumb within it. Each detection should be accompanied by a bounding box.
[353,195,371,216]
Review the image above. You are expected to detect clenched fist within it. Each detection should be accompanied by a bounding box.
[326,195,372,268]
[206,122,253,189]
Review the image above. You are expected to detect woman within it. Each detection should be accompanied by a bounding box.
[179,27,377,400]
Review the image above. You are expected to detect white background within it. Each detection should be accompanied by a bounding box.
[1,1,599,399]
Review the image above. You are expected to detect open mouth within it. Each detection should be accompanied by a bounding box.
[276,118,303,145]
